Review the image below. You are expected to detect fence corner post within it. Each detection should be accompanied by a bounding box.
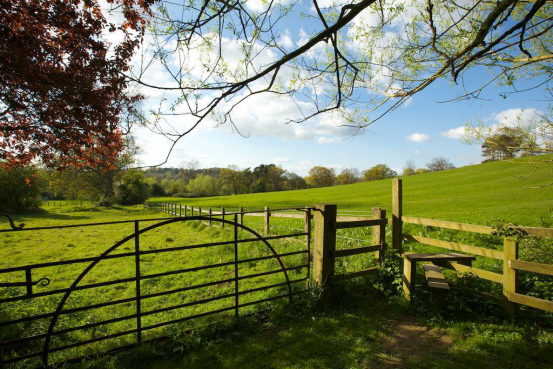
[503,237,519,318]
[392,178,403,254]
[313,204,337,298]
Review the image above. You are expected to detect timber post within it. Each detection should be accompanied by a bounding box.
[503,238,519,318]
[264,206,270,236]
[372,207,386,264]
[221,207,225,228]
[392,178,403,254]
[313,204,337,298]
[238,206,244,225]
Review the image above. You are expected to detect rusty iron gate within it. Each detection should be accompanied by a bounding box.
[0,209,311,367]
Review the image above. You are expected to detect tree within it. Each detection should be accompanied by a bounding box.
[426,157,455,172]
[416,168,429,175]
[0,166,44,212]
[220,165,249,195]
[480,127,526,162]
[402,160,417,176]
[0,0,155,168]
[464,105,553,186]
[266,165,288,192]
[363,164,397,182]
[285,173,308,190]
[149,182,166,197]
[127,0,553,163]
[337,168,361,185]
[115,170,149,205]
[307,166,336,188]
[187,174,219,197]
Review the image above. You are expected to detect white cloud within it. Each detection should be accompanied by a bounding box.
[495,108,541,127]
[317,137,341,144]
[441,126,465,139]
[277,29,294,49]
[407,133,429,142]
[274,157,291,163]
[413,150,420,155]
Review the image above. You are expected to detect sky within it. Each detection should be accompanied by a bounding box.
[114,0,551,176]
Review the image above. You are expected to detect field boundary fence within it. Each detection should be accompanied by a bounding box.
[0,210,311,367]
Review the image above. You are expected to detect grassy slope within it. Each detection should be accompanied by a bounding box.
[151,157,553,226]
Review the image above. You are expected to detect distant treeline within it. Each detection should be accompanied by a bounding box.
[0,157,455,213]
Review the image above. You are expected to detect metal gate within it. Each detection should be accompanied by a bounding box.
[0,210,311,367]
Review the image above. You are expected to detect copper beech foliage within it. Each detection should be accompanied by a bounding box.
[0,0,156,169]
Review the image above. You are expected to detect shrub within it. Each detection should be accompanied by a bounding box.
[0,166,44,213]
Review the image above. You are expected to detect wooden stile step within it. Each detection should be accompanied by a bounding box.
[423,264,450,291]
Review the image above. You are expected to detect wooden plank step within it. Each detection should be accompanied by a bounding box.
[404,253,476,263]
[423,264,450,290]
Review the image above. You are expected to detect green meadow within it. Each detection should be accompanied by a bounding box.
[1,157,553,368]
[151,156,553,226]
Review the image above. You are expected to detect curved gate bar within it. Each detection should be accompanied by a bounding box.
[0,213,24,230]
[41,215,296,366]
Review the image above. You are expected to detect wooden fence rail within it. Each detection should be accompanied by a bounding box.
[148,183,553,316]
[394,178,553,316]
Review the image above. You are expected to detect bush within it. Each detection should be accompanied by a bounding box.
[115,170,149,205]
[0,166,44,213]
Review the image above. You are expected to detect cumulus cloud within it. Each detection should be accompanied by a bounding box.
[495,108,541,127]
[441,126,465,139]
[407,133,429,142]
[274,157,291,163]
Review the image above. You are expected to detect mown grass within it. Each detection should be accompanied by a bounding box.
[150,155,553,226]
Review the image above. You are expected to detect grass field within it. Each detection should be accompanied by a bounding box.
[2,158,553,368]
[0,205,311,367]
[150,156,553,226]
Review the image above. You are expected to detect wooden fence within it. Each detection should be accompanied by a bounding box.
[150,182,553,316]
[388,178,553,315]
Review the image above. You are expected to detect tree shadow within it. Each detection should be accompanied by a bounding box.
[76,281,553,369]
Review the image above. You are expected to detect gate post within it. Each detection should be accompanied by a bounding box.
[392,178,403,254]
[372,207,387,264]
[313,204,337,298]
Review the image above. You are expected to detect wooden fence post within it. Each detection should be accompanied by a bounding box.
[209,208,212,225]
[264,206,270,236]
[179,204,182,217]
[503,238,519,318]
[372,207,387,264]
[238,206,244,225]
[313,204,337,298]
[198,207,202,223]
[191,206,194,219]
[222,207,225,228]
[392,178,403,254]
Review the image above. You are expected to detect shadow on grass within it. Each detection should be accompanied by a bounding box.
[71,281,553,369]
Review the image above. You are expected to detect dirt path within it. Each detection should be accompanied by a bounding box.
[376,316,453,367]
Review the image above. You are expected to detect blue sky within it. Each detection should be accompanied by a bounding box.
[127,0,550,175]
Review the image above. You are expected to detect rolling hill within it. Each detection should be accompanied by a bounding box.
[150,156,553,226]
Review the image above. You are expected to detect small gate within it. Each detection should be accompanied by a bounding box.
[0,210,311,367]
